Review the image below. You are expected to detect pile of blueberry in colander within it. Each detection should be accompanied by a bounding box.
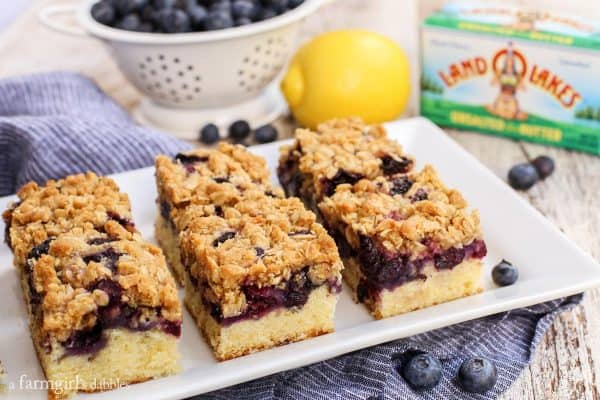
[91,0,305,33]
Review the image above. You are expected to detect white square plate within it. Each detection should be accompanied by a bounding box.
[1,117,598,399]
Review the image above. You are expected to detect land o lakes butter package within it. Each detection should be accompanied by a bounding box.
[420,2,600,155]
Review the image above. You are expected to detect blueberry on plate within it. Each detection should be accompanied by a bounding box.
[200,123,220,144]
[531,155,555,179]
[492,259,518,286]
[204,9,234,30]
[508,163,538,190]
[117,13,143,31]
[458,357,497,394]
[254,124,278,143]
[401,353,442,390]
[91,1,116,25]
[156,8,191,33]
[228,120,251,141]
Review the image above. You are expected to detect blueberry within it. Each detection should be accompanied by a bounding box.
[401,353,442,390]
[204,9,234,30]
[187,4,208,28]
[264,0,288,13]
[116,13,142,31]
[156,8,191,32]
[153,0,177,9]
[232,0,257,19]
[27,238,54,260]
[389,176,413,196]
[410,188,428,202]
[531,155,554,179]
[91,1,116,25]
[288,0,304,8]
[199,123,220,144]
[458,357,497,394]
[138,21,154,32]
[228,120,251,141]
[492,259,518,286]
[213,231,236,247]
[254,124,278,143]
[235,17,252,26]
[116,0,148,15]
[256,6,276,20]
[323,169,364,197]
[508,163,538,190]
[380,155,413,175]
[209,0,232,12]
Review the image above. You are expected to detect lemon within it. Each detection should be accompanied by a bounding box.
[281,30,411,128]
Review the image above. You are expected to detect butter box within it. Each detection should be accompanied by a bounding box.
[420,1,600,155]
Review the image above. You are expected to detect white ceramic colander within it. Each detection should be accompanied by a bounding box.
[39,0,329,139]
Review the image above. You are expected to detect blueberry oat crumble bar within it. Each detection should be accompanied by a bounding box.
[179,194,342,360]
[319,165,486,318]
[155,143,283,285]
[277,118,414,206]
[155,144,342,360]
[279,118,486,319]
[3,172,135,272]
[3,173,181,399]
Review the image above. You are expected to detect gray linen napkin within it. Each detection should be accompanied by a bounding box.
[0,72,582,400]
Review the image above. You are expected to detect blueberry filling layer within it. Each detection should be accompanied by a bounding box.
[341,234,486,302]
[321,170,364,197]
[23,262,181,357]
[380,155,413,175]
[276,153,304,198]
[60,279,181,356]
[200,267,340,327]
[27,238,54,260]
[107,211,136,231]
[160,200,175,228]
[174,153,208,165]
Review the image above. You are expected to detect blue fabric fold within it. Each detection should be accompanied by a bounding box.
[0,72,581,399]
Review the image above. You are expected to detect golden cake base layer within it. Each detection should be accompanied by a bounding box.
[185,278,336,361]
[155,214,185,286]
[20,263,180,400]
[343,257,483,319]
[33,328,180,400]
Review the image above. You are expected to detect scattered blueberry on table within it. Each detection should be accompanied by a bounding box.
[492,259,519,286]
[401,353,442,390]
[229,120,251,141]
[199,123,220,144]
[458,357,497,394]
[531,155,555,179]
[254,124,278,143]
[91,0,306,33]
[508,155,555,191]
[508,163,539,190]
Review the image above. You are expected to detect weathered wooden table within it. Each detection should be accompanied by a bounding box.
[1,1,599,398]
